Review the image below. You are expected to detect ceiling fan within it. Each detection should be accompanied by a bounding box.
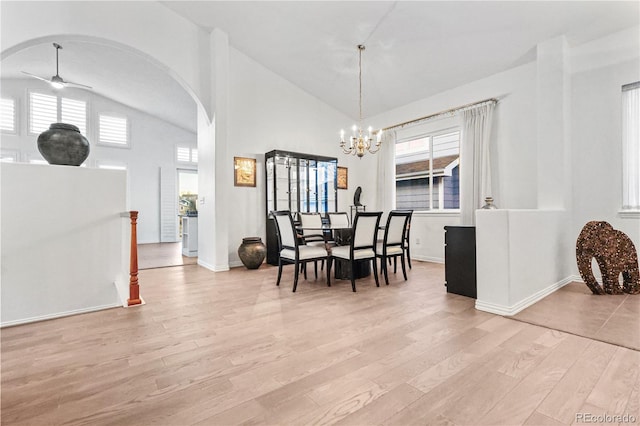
[22,43,92,90]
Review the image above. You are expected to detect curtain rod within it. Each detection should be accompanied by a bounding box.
[382,97,498,132]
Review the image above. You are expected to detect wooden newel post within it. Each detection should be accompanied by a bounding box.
[127,211,142,306]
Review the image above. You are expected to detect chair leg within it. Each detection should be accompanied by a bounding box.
[382,256,389,285]
[293,261,300,292]
[314,261,318,279]
[325,258,331,287]
[327,257,333,286]
[372,257,380,287]
[401,253,408,281]
[276,259,283,286]
[350,259,357,292]
[303,262,307,280]
[407,245,412,269]
[393,257,397,274]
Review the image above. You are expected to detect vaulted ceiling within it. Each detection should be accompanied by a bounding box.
[2,1,638,133]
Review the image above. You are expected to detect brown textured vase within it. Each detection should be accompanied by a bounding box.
[238,237,266,269]
[37,123,90,166]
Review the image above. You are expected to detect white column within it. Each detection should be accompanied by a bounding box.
[536,36,572,210]
[196,28,231,272]
[211,29,231,271]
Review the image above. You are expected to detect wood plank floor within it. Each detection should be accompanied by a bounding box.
[138,242,198,270]
[2,261,638,425]
[512,281,640,351]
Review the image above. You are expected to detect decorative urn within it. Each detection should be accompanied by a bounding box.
[238,237,266,269]
[37,123,90,166]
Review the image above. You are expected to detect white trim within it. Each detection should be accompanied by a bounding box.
[413,210,461,217]
[0,303,121,328]
[197,258,216,271]
[475,275,574,316]
[618,210,640,219]
[413,255,444,264]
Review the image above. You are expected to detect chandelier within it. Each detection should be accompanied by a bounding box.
[340,45,383,158]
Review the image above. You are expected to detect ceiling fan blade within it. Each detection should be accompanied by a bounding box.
[63,79,93,89]
[21,71,51,83]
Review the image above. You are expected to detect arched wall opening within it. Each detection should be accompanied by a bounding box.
[1,34,216,254]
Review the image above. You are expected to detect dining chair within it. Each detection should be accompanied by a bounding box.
[272,210,330,292]
[298,212,327,278]
[376,210,411,285]
[327,211,351,245]
[393,209,414,269]
[327,212,350,227]
[327,211,382,292]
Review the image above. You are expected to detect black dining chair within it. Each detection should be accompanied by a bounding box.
[393,209,414,269]
[327,211,382,292]
[272,210,330,292]
[298,212,327,277]
[376,210,412,285]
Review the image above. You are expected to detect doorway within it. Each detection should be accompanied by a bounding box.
[139,168,198,269]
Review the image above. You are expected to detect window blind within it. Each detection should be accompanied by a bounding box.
[1,98,15,132]
[30,92,57,134]
[177,146,191,162]
[99,115,128,145]
[61,98,87,135]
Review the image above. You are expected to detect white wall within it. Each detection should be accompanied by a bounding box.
[225,47,355,266]
[570,28,640,269]
[1,163,127,326]
[0,78,197,244]
[361,61,538,262]
[476,209,572,315]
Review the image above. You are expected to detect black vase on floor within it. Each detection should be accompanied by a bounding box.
[37,123,90,166]
[238,237,266,269]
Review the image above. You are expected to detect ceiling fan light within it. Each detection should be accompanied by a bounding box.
[50,81,64,89]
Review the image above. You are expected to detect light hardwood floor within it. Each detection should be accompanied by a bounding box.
[1,261,638,425]
[138,242,198,269]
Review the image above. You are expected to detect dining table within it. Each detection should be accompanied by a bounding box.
[296,223,371,280]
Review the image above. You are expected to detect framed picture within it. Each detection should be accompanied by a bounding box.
[234,157,256,187]
[337,166,348,190]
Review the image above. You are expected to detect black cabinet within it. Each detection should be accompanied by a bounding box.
[265,150,338,265]
[444,226,477,299]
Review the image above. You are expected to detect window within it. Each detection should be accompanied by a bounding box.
[1,98,16,132]
[99,114,128,146]
[29,92,86,135]
[0,149,18,163]
[177,146,198,163]
[395,129,460,211]
[61,98,87,135]
[622,82,640,211]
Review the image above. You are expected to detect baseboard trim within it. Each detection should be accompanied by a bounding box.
[197,259,215,271]
[475,275,574,316]
[412,255,444,264]
[1,303,121,328]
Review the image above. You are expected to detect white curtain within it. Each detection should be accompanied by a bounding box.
[460,102,496,225]
[622,84,640,210]
[375,130,397,213]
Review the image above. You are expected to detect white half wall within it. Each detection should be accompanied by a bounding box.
[475,209,572,316]
[1,163,127,326]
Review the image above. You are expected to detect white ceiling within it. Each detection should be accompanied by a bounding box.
[2,1,638,133]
